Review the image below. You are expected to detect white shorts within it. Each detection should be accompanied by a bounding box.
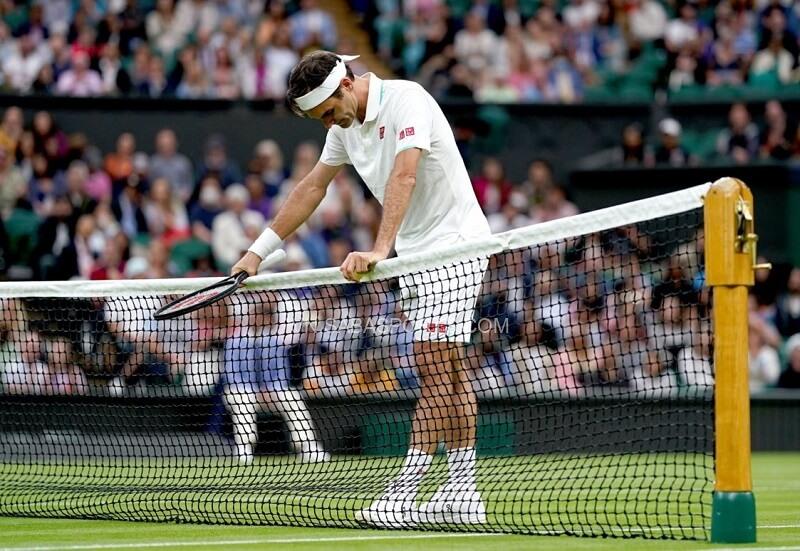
[400,257,489,343]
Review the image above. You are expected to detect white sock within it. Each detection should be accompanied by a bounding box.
[391,448,433,497]
[447,447,477,487]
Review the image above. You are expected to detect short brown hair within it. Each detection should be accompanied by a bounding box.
[286,51,355,116]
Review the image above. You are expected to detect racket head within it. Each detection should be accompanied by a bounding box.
[152,271,248,320]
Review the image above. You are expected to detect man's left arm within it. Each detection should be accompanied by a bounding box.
[340,147,422,281]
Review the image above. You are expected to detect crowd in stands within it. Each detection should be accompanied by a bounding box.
[611,100,800,166]
[0,0,798,103]
[0,104,797,399]
[0,0,337,100]
[355,0,800,103]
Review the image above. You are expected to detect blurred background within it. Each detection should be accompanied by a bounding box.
[0,0,798,418]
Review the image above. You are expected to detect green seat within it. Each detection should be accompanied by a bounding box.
[475,105,511,155]
[5,209,39,265]
[617,81,653,102]
[170,238,212,275]
[584,84,617,103]
[669,84,706,102]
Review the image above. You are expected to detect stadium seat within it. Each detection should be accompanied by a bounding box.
[5,208,39,266]
[170,238,213,275]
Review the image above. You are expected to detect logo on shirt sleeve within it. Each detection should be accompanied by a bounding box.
[399,127,415,140]
[379,126,385,139]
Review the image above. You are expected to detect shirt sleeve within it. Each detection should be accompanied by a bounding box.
[319,128,350,167]
[390,85,433,156]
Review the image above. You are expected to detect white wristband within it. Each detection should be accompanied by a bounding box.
[248,227,282,260]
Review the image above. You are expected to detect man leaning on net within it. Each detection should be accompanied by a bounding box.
[231,51,492,528]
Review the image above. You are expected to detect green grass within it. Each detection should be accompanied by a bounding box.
[0,452,798,550]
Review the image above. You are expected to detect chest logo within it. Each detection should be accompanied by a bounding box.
[379,126,385,139]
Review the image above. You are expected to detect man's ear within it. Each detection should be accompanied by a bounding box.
[340,77,353,91]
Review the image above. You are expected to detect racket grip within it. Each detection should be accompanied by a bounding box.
[257,249,287,273]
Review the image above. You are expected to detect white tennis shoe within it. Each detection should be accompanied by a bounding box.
[356,491,417,528]
[236,443,254,465]
[298,441,331,463]
[412,481,487,525]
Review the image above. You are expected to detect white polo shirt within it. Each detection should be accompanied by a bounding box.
[319,74,490,256]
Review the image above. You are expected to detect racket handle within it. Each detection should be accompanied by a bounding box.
[257,248,287,273]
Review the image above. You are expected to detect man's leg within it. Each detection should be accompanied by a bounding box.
[222,384,259,465]
[357,341,451,527]
[263,388,329,463]
[414,346,486,524]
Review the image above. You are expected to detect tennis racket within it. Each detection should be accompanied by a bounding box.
[153,249,286,320]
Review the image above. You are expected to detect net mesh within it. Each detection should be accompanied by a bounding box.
[0,187,714,539]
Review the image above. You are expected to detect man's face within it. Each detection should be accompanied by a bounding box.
[305,81,357,130]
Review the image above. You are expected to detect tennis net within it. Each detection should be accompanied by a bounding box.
[0,184,714,538]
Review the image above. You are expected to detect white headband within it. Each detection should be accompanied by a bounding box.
[294,54,360,112]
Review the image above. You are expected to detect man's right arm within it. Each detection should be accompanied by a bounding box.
[231,160,341,276]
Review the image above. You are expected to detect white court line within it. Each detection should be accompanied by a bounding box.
[0,533,501,551]
[713,547,800,551]
[2,525,797,550]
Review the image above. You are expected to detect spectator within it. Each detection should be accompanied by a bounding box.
[64,160,98,219]
[112,181,149,239]
[90,234,128,281]
[627,0,668,43]
[209,46,239,99]
[136,54,169,97]
[748,309,782,392]
[55,51,104,96]
[0,106,24,155]
[196,134,242,188]
[104,282,182,396]
[175,59,211,98]
[145,0,188,59]
[189,175,224,243]
[252,139,287,198]
[0,146,27,220]
[149,128,193,203]
[487,191,531,233]
[508,310,556,395]
[653,118,695,166]
[264,22,300,98]
[759,100,794,160]
[244,172,270,220]
[289,0,337,53]
[472,157,513,215]
[104,132,136,190]
[530,184,579,224]
[665,1,704,55]
[1,329,48,395]
[2,33,47,92]
[775,267,800,338]
[45,337,88,395]
[223,298,329,463]
[750,32,796,86]
[454,9,498,77]
[777,335,800,389]
[69,213,106,279]
[143,177,189,245]
[717,102,759,163]
[211,183,265,269]
[667,49,700,91]
[616,123,651,166]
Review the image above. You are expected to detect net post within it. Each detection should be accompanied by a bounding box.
[704,177,759,544]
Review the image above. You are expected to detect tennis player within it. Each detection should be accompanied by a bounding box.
[232,51,491,527]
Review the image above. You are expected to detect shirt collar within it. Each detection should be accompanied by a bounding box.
[363,73,383,123]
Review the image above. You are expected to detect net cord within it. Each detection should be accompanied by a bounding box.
[0,183,711,298]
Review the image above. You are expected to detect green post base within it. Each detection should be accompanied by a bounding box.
[711,491,756,543]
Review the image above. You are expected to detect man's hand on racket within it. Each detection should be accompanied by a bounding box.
[231,251,263,278]
[340,249,388,282]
